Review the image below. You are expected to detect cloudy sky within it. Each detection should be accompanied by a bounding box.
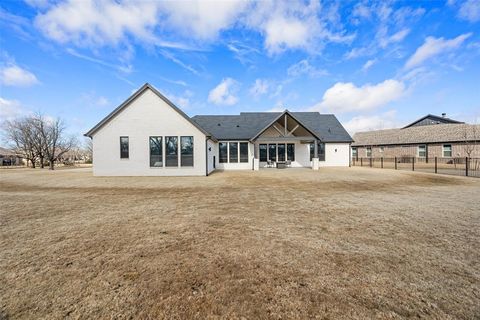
[1,0,480,138]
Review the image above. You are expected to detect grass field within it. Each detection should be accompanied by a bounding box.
[1,167,479,319]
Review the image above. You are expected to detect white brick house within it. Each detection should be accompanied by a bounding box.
[85,83,353,176]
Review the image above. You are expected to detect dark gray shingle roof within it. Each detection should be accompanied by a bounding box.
[192,112,353,142]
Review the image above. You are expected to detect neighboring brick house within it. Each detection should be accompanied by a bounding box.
[351,115,480,159]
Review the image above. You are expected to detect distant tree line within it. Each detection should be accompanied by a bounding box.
[2,113,90,170]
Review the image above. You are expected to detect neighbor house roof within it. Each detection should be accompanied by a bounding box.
[192,112,353,142]
[402,114,463,128]
[0,147,16,156]
[352,123,480,146]
[84,83,215,139]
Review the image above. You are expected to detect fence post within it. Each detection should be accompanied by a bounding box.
[361,158,363,166]
[435,157,437,174]
[381,157,384,169]
[412,157,415,171]
[370,157,372,167]
[466,157,468,177]
[395,157,397,170]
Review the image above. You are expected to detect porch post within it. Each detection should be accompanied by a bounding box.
[312,139,319,170]
[253,142,259,171]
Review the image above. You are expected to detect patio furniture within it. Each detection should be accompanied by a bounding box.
[286,160,291,167]
[277,161,286,169]
[266,160,274,168]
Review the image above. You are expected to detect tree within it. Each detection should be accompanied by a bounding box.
[3,117,37,168]
[463,124,478,158]
[32,114,76,170]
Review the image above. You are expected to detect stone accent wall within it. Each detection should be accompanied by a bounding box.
[352,142,480,159]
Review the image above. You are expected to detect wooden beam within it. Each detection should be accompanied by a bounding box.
[272,124,284,136]
[287,124,299,136]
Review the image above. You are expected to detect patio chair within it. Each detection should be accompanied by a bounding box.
[267,160,273,168]
[286,160,291,167]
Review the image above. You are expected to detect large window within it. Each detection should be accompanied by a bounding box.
[309,142,325,161]
[366,147,372,158]
[277,144,286,161]
[149,136,162,167]
[352,147,357,159]
[120,136,129,159]
[229,142,238,162]
[240,142,249,163]
[181,136,194,167]
[418,145,426,158]
[268,144,277,162]
[287,144,295,161]
[318,142,325,161]
[219,142,228,163]
[259,144,267,161]
[443,144,452,157]
[165,136,178,167]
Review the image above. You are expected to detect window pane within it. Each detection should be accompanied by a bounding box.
[259,144,267,161]
[165,136,178,167]
[240,142,249,163]
[229,142,238,163]
[287,144,295,161]
[277,144,286,161]
[149,136,162,167]
[268,144,276,162]
[181,136,194,167]
[219,142,228,163]
[352,148,357,157]
[120,136,129,159]
[443,145,452,157]
[366,147,371,157]
[418,145,426,157]
[318,142,325,161]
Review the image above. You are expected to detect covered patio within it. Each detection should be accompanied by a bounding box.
[251,111,325,170]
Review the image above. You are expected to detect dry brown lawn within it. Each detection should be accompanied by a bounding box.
[1,167,479,319]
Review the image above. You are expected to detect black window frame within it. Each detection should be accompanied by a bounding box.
[268,144,277,162]
[318,142,325,161]
[259,144,267,162]
[239,142,249,163]
[180,136,194,167]
[229,142,239,163]
[277,143,286,162]
[287,143,295,161]
[443,144,452,157]
[165,136,179,167]
[219,142,228,163]
[120,136,129,159]
[149,136,163,167]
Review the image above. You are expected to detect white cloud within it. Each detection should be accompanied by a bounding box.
[66,48,132,74]
[0,97,24,121]
[208,78,239,106]
[405,33,472,69]
[287,59,328,77]
[389,28,410,43]
[362,59,376,72]
[81,92,110,107]
[312,79,405,113]
[249,79,269,98]
[344,110,397,134]
[458,0,480,22]
[165,90,193,109]
[158,1,248,40]
[0,64,39,87]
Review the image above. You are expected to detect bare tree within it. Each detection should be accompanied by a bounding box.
[32,115,76,170]
[463,124,478,158]
[3,117,37,168]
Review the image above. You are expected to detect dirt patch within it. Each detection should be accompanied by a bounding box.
[1,167,479,319]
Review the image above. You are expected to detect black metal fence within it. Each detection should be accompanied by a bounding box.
[351,157,480,178]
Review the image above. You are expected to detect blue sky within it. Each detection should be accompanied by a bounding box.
[1,0,480,139]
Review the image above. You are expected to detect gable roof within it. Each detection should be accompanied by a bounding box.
[84,83,215,139]
[192,112,353,142]
[352,123,480,146]
[403,114,463,128]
